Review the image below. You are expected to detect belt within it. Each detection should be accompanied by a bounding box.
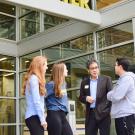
[90,108,95,111]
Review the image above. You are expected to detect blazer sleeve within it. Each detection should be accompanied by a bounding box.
[107,76,113,93]
[79,80,87,104]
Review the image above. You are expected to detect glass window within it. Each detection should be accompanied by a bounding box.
[19,72,26,97]
[0,55,16,71]
[0,14,16,40]
[97,22,133,48]
[19,98,26,124]
[0,126,16,135]
[42,45,61,63]
[44,14,68,30]
[61,34,93,58]
[68,90,85,124]
[19,51,40,71]
[98,43,135,80]
[0,99,16,123]
[0,2,16,15]
[19,9,40,39]
[0,71,15,97]
[65,55,94,88]
[96,0,124,10]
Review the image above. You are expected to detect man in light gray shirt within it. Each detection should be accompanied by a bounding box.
[107,58,135,135]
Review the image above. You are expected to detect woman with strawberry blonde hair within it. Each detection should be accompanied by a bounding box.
[45,62,73,135]
[22,56,48,135]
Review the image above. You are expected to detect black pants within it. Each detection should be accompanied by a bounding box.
[85,110,111,135]
[115,114,135,135]
[46,110,73,135]
[25,115,44,135]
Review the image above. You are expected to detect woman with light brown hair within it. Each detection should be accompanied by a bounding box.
[45,62,73,135]
[22,56,48,135]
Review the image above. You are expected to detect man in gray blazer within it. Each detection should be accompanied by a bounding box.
[79,59,112,135]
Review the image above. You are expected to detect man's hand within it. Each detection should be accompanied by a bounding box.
[86,96,95,103]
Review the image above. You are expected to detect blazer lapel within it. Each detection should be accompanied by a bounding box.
[96,76,102,97]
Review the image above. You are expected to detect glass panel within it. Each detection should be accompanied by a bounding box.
[20,9,40,39]
[42,45,61,63]
[46,64,53,82]
[61,34,93,58]
[98,43,135,80]
[96,0,124,10]
[68,90,85,123]
[0,99,16,123]
[0,71,15,97]
[0,14,16,40]
[0,126,16,135]
[44,14,68,30]
[19,72,26,97]
[20,98,26,123]
[19,51,40,71]
[0,2,16,15]
[0,55,16,70]
[65,55,94,88]
[97,22,133,48]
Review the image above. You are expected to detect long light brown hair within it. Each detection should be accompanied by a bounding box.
[51,63,66,97]
[22,56,47,96]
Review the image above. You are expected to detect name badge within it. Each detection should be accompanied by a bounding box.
[84,85,89,89]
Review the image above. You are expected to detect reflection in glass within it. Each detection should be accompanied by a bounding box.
[0,2,16,15]
[62,34,93,58]
[65,55,94,88]
[20,9,40,39]
[0,14,16,40]
[0,71,15,97]
[0,55,16,70]
[68,90,85,124]
[0,126,16,135]
[19,98,26,124]
[97,22,133,48]
[19,72,26,97]
[0,99,16,123]
[96,0,123,10]
[42,46,61,63]
[44,14,68,30]
[19,51,40,71]
[46,64,53,82]
[98,43,134,80]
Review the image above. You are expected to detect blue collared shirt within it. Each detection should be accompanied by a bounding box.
[90,77,98,108]
[25,74,46,124]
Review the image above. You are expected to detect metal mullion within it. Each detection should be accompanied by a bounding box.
[0,12,16,18]
[0,96,17,99]
[0,69,16,73]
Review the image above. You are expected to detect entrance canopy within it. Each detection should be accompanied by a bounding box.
[3,0,101,25]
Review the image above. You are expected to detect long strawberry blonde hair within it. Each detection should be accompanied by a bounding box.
[22,56,47,96]
[51,62,66,97]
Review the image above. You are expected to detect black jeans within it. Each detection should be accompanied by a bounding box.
[115,114,135,135]
[46,110,73,135]
[25,115,44,135]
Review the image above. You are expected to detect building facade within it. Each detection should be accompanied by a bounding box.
[0,0,135,135]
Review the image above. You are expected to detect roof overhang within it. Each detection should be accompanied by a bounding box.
[2,0,101,25]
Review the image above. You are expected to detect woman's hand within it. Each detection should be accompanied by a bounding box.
[41,122,47,130]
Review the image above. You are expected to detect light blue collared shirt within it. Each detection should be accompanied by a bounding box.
[90,77,98,108]
[25,74,46,124]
